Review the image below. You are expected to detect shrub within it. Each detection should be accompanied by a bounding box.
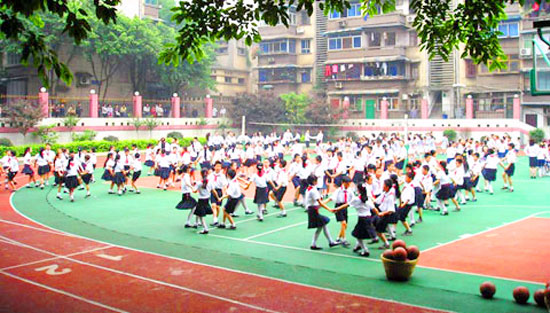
[167,131,183,140]
[103,135,119,142]
[443,129,457,142]
[72,130,97,142]
[31,124,59,144]
[529,128,546,143]
[0,138,13,147]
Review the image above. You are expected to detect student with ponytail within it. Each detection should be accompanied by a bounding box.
[304,174,339,250]
[193,169,213,234]
[241,163,269,222]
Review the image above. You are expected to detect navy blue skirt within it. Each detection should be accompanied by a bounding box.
[194,198,212,217]
[176,193,197,210]
[38,165,50,176]
[224,197,239,214]
[132,171,141,181]
[396,204,413,222]
[483,168,496,182]
[144,160,155,167]
[307,206,330,229]
[159,167,170,179]
[81,173,92,185]
[352,216,375,239]
[375,213,393,233]
[505,163,515,176]
[210,188,223,205]
[436,184,452,200]
[334,203,348,222]
[254,187,269,204]
[65,175,79,189]
[113,172,126,185]
[22,164,34,175]
[101,170,113,181]
[529,157,537,167]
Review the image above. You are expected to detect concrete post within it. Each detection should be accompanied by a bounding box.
[38,87,49,117]
[380,97,389,119]
[513,94,520,120]
[421,98,429,119]
[133,91,142,118]
[171,93,180,118]
[205,95,213,118]
[466,95,474,119]
[89,89,98,118]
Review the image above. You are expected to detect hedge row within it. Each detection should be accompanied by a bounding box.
[0,137,206,157]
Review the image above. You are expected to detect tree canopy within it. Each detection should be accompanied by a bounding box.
[0,0,542,87]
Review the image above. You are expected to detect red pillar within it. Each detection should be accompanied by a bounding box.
[421,98,429,119]
[133,92,142,118]
[513,94,520,120]
[205,95,213,118]
[380,98,389,119]
[466,95,474,119]
[89,90,98,118]
[342,96,350,119]
[171,94,180,118]
[38,88,49,117]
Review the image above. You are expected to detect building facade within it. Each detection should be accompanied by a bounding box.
[209,39,251,97]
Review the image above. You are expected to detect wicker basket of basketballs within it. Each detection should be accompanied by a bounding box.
[380,240,420,281]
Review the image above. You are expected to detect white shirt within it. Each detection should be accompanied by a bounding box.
[375,189,396,213]
[251,173,267,188]
[400,183,415,206]
[332,186,353,204]
[349,196,374,217]
[209,171,228,189]
[196,181,212,199]
[181,174,193,194]
[305,186,321,208]
[227,178,242,199]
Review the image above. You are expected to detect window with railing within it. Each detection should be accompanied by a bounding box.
[364,61,405,78]
[497,21,519,38]
[328,34,361,50]
[258,68,297,83]
[260,39,297,54]
[325,63,361,80]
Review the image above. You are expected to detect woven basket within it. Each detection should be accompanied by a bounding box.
[381,255,418,281]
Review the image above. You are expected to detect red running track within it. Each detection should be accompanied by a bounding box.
[0,175,447,313]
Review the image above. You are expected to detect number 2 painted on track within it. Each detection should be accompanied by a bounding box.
[35,264,72,276]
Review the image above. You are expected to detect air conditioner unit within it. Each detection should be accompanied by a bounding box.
[268,57,275,64]
[296,27,305,34]
[335,82,343,89]
[520,48,532,57]
[78,75,91,86]
[406,15,415,23]
[338,20,347,28]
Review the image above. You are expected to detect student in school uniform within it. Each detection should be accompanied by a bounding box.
[304,175,340,250]
[193,169,213,234]
[482,149,499,195]
[112,154,127,196]
[434,161,453,215]
[78,155,93,198]
[240,163,270,222]
[373,179,397,249]
[6,150,19,192]
[155,150,171,190]
[273,159,289,217]
[209,161,227,227]
[144,144,155,175]
[53,150,66,199]
[102,152,116,193]
[500,143,516,192]
[176,165,198,228]
[466,152,481,200]
[64,155,80,202]
[525,140,539,179]
[129,153,142,194]
[397,172,415,236]
[449,157,466,208]
[537,142,547,178]
[121,148,133,189]
[219,169,239,230]
[333,183,376,257]
[329,176,353,246]
[21,147,38,188]
[35,148,50,189]
[0,153,8,190]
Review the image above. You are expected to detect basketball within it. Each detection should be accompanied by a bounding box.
[479,282,496,299]
[406,245,420,260]
[534,289,546,307]
[393,247,408,261]
[392,239,407,250]
[512,286,530,304]
[382,249,394,260]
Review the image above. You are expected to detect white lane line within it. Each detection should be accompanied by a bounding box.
[243,221,306,241]
[0,219,69,236]
[9,194,450,313]
[0,235,281,313]
[0,270,129,313]
[0,243,112,271]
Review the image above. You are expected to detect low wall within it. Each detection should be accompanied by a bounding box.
[0,118,234,145]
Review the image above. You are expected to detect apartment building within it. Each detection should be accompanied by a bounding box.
[209,39,251,97]
[322,1,427,119]
[252,7,317,96]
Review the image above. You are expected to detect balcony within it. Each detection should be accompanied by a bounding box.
[257,54,298,66]
[259,25,298,38]
[327,46,407,62]
[327,14,406,32]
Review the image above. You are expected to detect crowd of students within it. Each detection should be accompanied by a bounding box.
[2,131,549,257]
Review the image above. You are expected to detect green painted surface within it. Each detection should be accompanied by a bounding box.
[12,157,550,312]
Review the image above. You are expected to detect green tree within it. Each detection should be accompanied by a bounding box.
[0,0,120,87]
[228,94,287,133]
[32,124,59,144]
[280,92,311,125]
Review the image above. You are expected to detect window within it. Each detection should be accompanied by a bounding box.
[216,47,228,54]
[364,61,405,78]
[259,39,296,54]
[328,35,361,50]
[409,32,418,46]
[289,11,297,25]
[497,22,519,38]
[238,78,245,85]
[345,96,362,111]
[6,52,20,65]
[329,11,341,19]
[465,60,477,78]
[237,48,246,55]
[300,11,311,25]
[377,97,399,111]
[259,70,267,82]
[258,68,298,83]
[347,3,362,17]
[368,32,381,47]
[479,55,520,73]
[301,40,311,53]
[384,32,396,46]
[301,69,311,83]
[145,0,158,5]
[327,63,361,80]
[225,77,233,83]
